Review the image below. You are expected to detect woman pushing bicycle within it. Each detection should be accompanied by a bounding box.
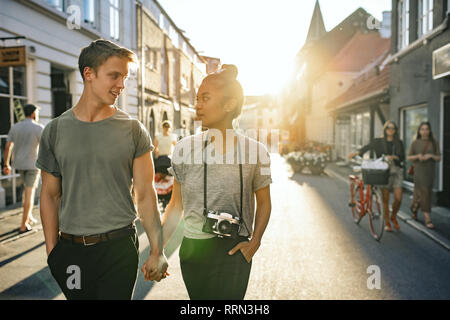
[348,120,405,232]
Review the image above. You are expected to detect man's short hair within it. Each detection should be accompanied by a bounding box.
[23,104,39,117]
[78,39,138,81]
[162,120,172,128]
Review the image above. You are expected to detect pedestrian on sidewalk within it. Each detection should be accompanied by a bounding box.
[37,39,168,300]
[348,120,405,232]
[3,104,44,233]
[154,120,177,160]
[407,121,441,229]
[161,64,272,300]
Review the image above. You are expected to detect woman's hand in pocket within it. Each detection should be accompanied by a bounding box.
[229,239,260,263]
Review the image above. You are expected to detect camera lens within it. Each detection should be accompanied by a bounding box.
[217,220,232,234]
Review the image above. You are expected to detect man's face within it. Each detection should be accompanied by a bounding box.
[84,56,129,106]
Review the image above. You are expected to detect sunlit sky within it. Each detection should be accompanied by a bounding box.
[158,0,392,96]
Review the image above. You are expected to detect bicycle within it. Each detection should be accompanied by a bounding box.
[348,156,386,241]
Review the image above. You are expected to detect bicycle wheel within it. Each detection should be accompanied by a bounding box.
[368,187,384,241]
[349,182,363,224]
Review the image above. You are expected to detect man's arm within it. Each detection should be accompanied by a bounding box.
[133,152,168,281]
[40,171,61,255]
[2,141,13,175]
[161,179,183,247]
[229,185,272,262]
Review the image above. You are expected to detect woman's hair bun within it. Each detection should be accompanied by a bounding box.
[220,64,238,79]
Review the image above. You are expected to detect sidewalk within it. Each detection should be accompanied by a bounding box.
[325,161,450,251]
[0,203,42,245]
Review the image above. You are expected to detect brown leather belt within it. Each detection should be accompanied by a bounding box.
[59,224,136,246]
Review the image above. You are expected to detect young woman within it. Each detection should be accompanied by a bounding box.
[407,122,441,229]
[161,64,272,300]
[348,120,405,232]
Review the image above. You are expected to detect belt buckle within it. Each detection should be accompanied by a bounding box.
[82,236,96,246]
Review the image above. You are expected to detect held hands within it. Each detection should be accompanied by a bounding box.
[228,239,261,263]
[141,252,169,282]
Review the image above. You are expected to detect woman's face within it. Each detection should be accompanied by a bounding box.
[385,123,396,137]
[195,79,229,128]
[419,124,430,138]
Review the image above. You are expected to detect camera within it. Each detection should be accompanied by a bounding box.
[202,210,241,239]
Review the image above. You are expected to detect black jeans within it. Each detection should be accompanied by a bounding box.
[47,230,139,300]
[179,236,252,300]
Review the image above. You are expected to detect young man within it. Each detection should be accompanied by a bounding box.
[154,120,177,159]
[37,39,168,300]
[3,104,44,233]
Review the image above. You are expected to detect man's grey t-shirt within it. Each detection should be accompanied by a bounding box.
[169,131,272,240]
[36,108,154,235]
[7,118,44,170]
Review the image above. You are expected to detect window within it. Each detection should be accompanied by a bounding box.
[402,105,428,182]
[46,0,64,11]
[397,0,410,51]
[145,46,158,71]
[84,0,97,27]
[109,0,120,40]
[0,66,27,135]
[418,0,434,37]
[181,74,189,91]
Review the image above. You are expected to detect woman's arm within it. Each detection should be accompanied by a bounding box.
[407,140,420,161]
[162,179,184,247]
[407,154,422,161]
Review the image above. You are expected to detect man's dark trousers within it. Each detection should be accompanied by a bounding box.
[47,229,139,300]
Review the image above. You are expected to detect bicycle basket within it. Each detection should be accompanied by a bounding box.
[361,158,390,185]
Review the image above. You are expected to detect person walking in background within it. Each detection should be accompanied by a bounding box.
[3,104,44,233]
[161,64,272,300]
[348,120,405,232]
[407,122,441,229]
[154,120,177,159]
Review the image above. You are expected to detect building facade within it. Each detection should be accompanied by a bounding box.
[282,2,375,149]
[0,0,139,133]
[390,0,450,207]
[137,0,207,139]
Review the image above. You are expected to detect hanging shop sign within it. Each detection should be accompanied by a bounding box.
[433,43,450,80]
[0,46,26,67]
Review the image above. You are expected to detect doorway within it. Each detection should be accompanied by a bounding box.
[438,96,450,207]
[51,66,72,118]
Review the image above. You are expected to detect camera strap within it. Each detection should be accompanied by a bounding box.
[203,134,243,220]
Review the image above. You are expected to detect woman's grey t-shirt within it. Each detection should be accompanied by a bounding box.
[169,131,272,240]
[36,108,154,235]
